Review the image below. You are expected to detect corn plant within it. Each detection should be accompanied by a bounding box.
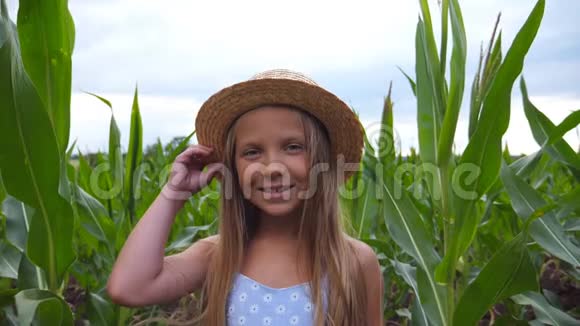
[1,0,579,325]
[0,0,208,323]
[346,0,579,325]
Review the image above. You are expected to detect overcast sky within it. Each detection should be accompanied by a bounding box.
[6,0,580,155]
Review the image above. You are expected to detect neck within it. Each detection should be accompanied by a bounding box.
[253,209,303,241]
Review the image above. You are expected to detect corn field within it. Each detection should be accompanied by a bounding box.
[1,0,579,325]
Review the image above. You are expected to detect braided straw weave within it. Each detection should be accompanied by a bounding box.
[195,69,364,180]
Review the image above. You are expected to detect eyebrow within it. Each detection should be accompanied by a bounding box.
[237,135,305,148]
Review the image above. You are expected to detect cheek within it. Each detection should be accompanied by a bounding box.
[236,161,262,186]
[290,157,310,183]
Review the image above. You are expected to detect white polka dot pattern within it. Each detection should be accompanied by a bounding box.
[226,273,328,326]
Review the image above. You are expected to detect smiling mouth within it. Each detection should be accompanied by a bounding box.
[257,185,295,193]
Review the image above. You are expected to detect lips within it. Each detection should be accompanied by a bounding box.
[257,184,295,193]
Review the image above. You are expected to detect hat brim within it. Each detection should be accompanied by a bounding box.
[195,78,363,180]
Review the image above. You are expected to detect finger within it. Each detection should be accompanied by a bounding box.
[193,144,214,152]
[185,144,214,154]
[175,146,212,163]
[198,163,225,187]
[177,144,213,158]
[190,150,221,167]
[189,150,219,169]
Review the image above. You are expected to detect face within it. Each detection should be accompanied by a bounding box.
[234,106,310,218]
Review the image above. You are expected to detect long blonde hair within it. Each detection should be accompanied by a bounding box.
[197,105,368,325]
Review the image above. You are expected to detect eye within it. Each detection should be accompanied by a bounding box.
[243,148,260,158]
[286,143,304,152]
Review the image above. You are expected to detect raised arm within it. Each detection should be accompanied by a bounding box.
[106,145,222,307]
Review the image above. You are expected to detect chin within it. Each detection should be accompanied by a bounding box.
[261,206,300,217]
[251,200,303,217]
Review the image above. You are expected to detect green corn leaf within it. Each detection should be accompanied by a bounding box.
[466,0,543,192]
[355,135,381,238]
[0,174,4,207]
[436,0,545,285]
[356,177,380,239]
[0,240,21,279]
[557,187,580,221]
[461,0,544,196]
[509,150,543,178]
[15,289,73,326]
[418,0,446,118]
[76,151,101,214]
[361,129,380,180]
[411,297,430,326]
[398,66,417,96]
[378,82,396,168]
[72,185,116,259]
[167,130,196,164]
[0,1,75,290]
[542,109,580,148]
[86,292,115,326]
[512,291,578,326]
[382,182,447,326]
[439,0,449,76]
[453,233,537,325]
[390,260,430,326]
[415,18,446,213]
[17,254,46,291]
[2,196,34,252]
[65,139,77,162]
[0,288,18,310]
[341,131,380,238]
[165,224,213,253]
[86,92,125,201]
[437,0,467,167]
[124,86,143,224]
[564,219,580,232]
[108,105,124,201]
[17,0,75,155]
[521,78,580,172]
[415,19,442,168]
[501,161,580,267]
[1,196,47,290]
[84,91,112,109]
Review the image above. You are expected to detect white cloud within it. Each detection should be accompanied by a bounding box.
[5,0,580,156]
[506,95,580,155]
[70,92,201,154]
[359,94,580,156]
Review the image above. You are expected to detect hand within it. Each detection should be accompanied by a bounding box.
[162,145,223,200]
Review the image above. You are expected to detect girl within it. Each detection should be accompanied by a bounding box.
[107,69,384,325]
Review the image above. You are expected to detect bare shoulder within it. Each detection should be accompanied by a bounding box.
[346,236,384,325]
[198,234,220,246]
[346,236,379,266]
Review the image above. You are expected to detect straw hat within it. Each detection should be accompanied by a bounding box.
[195,69,364,180]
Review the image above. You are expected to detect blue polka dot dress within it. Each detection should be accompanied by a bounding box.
[226,272,328,325]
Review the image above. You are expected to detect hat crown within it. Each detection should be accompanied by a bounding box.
[196,68,363,181]
[249,69,319,86]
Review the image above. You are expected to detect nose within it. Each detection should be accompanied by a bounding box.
[262,161,287,180]
[261,150,291,185]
